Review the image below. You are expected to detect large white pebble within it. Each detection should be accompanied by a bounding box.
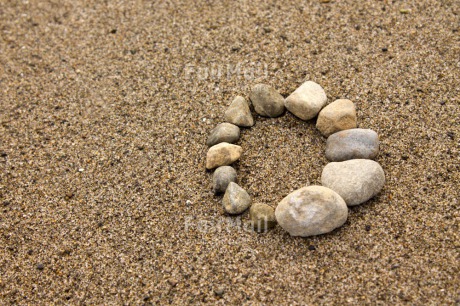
[321,159,385,206]
[275,186,348,237]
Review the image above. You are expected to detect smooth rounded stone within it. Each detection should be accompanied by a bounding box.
[316,99,357,137]
[224,96,254,127]
[321,159,385,206]
[284,81,327,120]
[250,203,277,232]
[206,142,242,169]
[275,186,348,237]
[223,182,251,214]
[326,128,379,161]
[212,166,237,194]
[249,84,285,117]
[206,123,240,147]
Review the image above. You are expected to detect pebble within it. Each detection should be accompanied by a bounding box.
[224,96,254,127]
[206,142,242,169]
[275,186,348,237]
[223,182,251,214]
[284,81,327,120]
[249,84,285,117]
[212,166,237,194]
[316,99,357,137]
[321,159,385,206]
[206,123,240,147]
[214,286,225,297]
[214,287,225,297]
[325,128,379,161]
[250,203,277,232]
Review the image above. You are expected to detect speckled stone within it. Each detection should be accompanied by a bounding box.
[316,99,357,137]
[206,123,240,147]
[325,128,379,161]
[224,96,254,127]
[206,142,242,169]
[212,166,237,194]
[223,182,251,214]
[249,84,285,117]
[321,159,385,206]
[284,81,327,120]
[275,186,348,237]
[250,203,277,232]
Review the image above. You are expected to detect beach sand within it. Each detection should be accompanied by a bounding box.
[1,0,459,304]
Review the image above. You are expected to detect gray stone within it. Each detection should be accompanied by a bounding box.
[321,159,385,206]
[275,186,348,237]
[206,123,240,147]
[206,142,242,169]
[249,84,285,117]
[224,96,254,127]
[212,166,237,194]
[250,203,277,232]
[325,128,379,161]
[284,81,327,120]
[316,99,357,137]
[223,182,251,214]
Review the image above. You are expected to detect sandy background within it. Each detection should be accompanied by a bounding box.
[1,0,459,304]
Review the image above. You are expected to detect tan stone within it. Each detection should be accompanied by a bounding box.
[206,142,242,169]
[316,99,357,137]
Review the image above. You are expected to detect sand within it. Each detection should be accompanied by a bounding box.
[1,0,459,304]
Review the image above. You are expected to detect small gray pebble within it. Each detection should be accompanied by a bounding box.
[249,84,285,117]
[206,123,240,147]
[212,166,237,194]
[225,96,254,127]
[223,182,251,214]
[325,128,379,161]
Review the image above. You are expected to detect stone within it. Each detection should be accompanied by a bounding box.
[206,142,242,169]
[250,203,277,232]
[275,186,348,237]
[206,123,240,147]
[212,166,237,194]
[321,159,385,206]
[316,99,357,137]
[224,96,254,127]
[284,81,327,120]
[249,84,285,117]
[325,128,379,161]
[214,287,225,297]
[223,182,251,214]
